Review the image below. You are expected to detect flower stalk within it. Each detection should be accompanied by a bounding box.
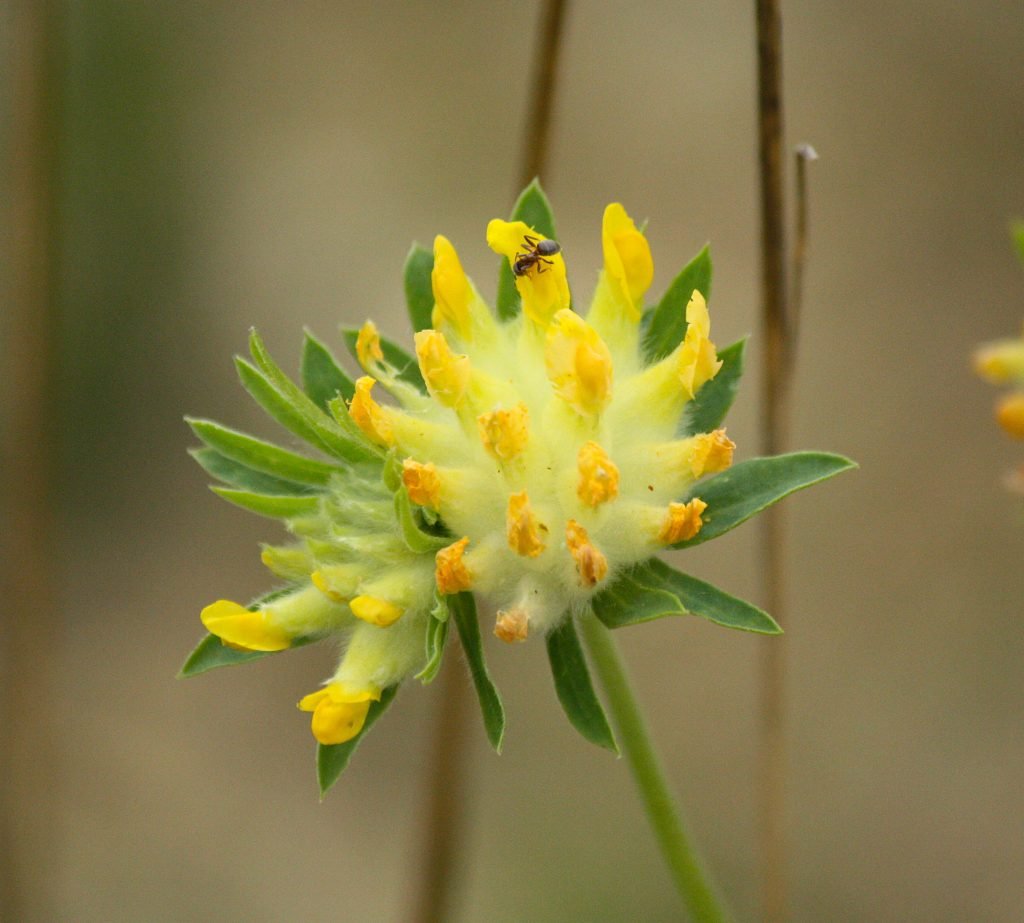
[580,614,731,923]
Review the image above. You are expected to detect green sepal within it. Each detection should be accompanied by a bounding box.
[189,447,316,496]
[416,594,450,684]
[674,452,857,550]
[641,244,712,362]
[317,685,400,797]
[394,489,449,553]
[210,487,320,519]
[592,558,781,634]
[381,448,403,492]
[301,329,355,408]
[546,618,617,752]
[404,243,435,332]
[679,338,746,436]
[341,327,426,392]
[495,179,558,321]
[187,417,340,487]
[178,631,316,677]
[236,354,375,466]
[449,591,505,752]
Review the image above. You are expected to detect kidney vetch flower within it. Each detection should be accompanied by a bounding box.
[181,182,852,792]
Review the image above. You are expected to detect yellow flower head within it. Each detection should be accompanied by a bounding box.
[186,185,850,785]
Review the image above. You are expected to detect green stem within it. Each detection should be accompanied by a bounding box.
[579,614,731,923]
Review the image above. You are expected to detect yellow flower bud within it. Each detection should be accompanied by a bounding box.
[602,202,653,317]
[486,218,570,326]
[298,682,379,745]
[200,599,293,652]
[414,329,471,408]
[565,520,608,587]
[506,490,547,557]
[431,235,473,339]
[349,376,394,446]
[996,392,1024,438]
[349,595,405,627]
[676,291,722,399]
[477,402,530,461]
[494,607,529,643]
[688,429,736,478]
[576,441,620,507]
[356,320,384,371]
[545,309,613,417]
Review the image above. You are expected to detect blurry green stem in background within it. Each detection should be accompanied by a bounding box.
[3,2,61,920]
[580,615,731,923]
[409,3,570,922]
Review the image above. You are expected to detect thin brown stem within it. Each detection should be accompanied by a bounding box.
[409,5,570,922]
[755,1,790,921]
[789,144,817,367]
[408,650,474,923]
[2,2,60,920]
[517,0,569,190]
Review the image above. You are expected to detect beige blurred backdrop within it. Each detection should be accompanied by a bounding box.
[3,1,1024,920]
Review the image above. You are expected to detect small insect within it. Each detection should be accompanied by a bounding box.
[512,234,561,277]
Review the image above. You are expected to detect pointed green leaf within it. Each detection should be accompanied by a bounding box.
[404,243,435,332]
[449,592,505,752]
[189,447,316,495]
[341,328,426,392]
[592,558,780,634]
[641,245,712,362]
[245,331,379,463]
[416,598,450,684]
[210,487,320,519]
[674,452,857,549]
[495,180,558,320]
[301,329,355,408]
[394,489,450,553]
[187,417,340,486]
[317,685,399,796]
[236,357,376,465]
[680,338,746,436]
[546,618,617,752]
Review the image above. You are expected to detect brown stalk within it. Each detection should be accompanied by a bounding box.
[408,4,569,921]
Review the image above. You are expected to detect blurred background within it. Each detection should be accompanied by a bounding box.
[3,1,1024,920]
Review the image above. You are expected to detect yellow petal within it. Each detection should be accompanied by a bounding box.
[402,458,442,508]
[506,490,547,557]
[356,320,384,371]
[676,291,722,399]
[576,441,620,507]
[545,310,613,417]
[975,336,1024,384]
[349,594,404,627]
[658,498,708,544]
[477,402,530,461]
[435,537,473,594]
[431,235,473,339]
[602,203,653,317]
[486,218,570,326]
[349,376,394,446]
[565,520,608,587]
[200,599,292,652]
[996,392,1024,438]
[414,329,471,407]
[297,682,379,746]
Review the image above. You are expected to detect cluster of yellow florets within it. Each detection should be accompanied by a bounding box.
[197,201,735,746]
[975,324,1024,490]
